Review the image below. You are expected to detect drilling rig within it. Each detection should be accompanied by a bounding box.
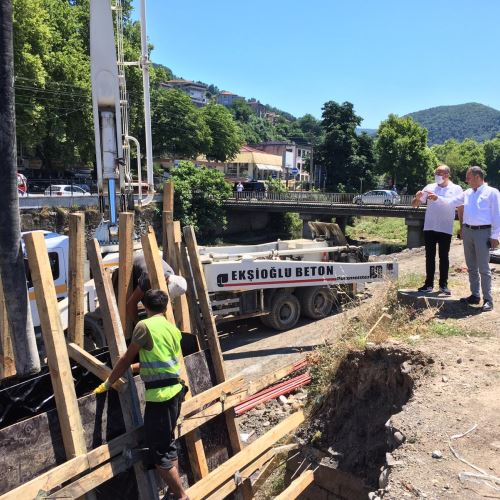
[90,0,154,246]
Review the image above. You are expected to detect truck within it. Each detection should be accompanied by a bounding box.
[199,222,398,330]
[24,223,398,343]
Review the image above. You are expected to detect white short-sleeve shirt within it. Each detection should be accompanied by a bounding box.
[420,181,464,235]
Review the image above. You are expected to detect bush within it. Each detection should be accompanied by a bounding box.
[170,161,232,243]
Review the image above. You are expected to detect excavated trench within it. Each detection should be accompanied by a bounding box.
[293,346,433,498]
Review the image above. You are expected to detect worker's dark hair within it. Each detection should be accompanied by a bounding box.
[467,166,485,179]
[142,289,168,313]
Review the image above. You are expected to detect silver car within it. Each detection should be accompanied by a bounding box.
[44,185,91,196]
[353,189,401,206]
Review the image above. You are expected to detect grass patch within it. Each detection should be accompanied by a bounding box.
[346,216,407,244]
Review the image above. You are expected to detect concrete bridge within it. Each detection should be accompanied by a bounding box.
[19,191,427,248]
[224,192,426,248]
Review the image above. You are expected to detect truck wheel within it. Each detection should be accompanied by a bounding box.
[261,291,301,330]
[296,286,335,320]
[84,315,106,351]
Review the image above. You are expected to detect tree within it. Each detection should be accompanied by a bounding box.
[376,114,436,192]
[432,137,485,185]
[152,89,211,159]
[230,99,253,123]
[317,101,375,191]
[201,103,243,162]
[0,0,40,375]
[483,134,500,188]
[170,161,232,242]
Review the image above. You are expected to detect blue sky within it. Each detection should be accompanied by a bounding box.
[132,0,500,129]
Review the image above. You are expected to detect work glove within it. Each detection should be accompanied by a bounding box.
[94,379,111,395]
[168,275,187,299]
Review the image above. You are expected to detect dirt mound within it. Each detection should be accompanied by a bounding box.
[299,346,433,488]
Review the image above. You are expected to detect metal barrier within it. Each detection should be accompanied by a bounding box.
[231,191,414,206]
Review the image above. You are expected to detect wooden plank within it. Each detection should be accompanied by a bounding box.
[163,180,174,212]
[118,212,134,339]
[173,221,191,333]
[183,226,226,382]
[177,234,204,342]
[140,227,175,323]
[66,342,127,392]
[24,232,87,459]
[46,455,130,499]
[0,274,15,379]
[140,227,209,480]
[68,212,85,347]
[274,470,314,500]
[183,226,244,456]
[206,449,275,500]
[185,411,305,500]
[164,212,187,331]
[180,375,246,416]
[252,445,299,494]
[87,239,157,500]
[0,429,140,500]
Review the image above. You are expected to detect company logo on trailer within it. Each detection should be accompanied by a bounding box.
[215,264,388,288]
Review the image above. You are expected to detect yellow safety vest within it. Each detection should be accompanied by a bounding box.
[139,316,182,402]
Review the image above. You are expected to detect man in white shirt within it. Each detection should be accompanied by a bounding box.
[457,166,500,312]
[413,165,464,295]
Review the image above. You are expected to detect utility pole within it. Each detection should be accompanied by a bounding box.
[0,1,41,375]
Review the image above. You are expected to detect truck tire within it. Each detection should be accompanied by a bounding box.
[84,314,107,351]
[260,291,301,331]
[296,286,335,320]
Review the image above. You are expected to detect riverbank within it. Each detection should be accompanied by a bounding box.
[346,216,407,245]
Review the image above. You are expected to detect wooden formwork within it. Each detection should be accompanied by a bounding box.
[0,182,305,499]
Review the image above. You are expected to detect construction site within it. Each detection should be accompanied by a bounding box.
[1,1,500,499]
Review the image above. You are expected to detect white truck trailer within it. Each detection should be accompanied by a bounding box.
[199,230,397,330]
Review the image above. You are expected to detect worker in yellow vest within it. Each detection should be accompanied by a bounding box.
[94,289,188,500]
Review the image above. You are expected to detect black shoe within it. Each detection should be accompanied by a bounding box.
[460,295,481,305]
[439,286,451,296]
[482,301,494,312]
[418,285,433,293]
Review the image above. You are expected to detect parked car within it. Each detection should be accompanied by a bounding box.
[353,190,401,206]
[44,185,91,196]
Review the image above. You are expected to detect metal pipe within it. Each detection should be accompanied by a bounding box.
[208,245,361,261]
[139,0,154,206]
[125,135,142,202]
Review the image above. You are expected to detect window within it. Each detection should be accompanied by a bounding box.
[239,163,249,178]
[64,186,72,191]
[297,149,301,157]
[25,251,59,289]
[73,186,85,193]
[226,164,238,177]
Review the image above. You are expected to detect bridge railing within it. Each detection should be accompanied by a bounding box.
[230,191,415,206]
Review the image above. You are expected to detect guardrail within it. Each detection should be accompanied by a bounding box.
[229,191,415,206]
[19,193,162,210]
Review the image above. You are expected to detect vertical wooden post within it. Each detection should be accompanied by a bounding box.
[24,232,87,459]
[173,221,191,333]
[163,181,174,212]
[68,212,85,347]
[141,227,176,324]
[183,226,243,454]
[87,239,158,500]
[140,227,209,480]
[0,275,15,379]
[162,181,174,263]
[118,212,134,339]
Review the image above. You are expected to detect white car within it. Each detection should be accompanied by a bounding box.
[44,185,91,196]
[353,190,401,206]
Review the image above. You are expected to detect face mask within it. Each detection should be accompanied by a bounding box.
[435,175,444,185]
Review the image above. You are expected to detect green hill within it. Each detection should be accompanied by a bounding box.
[406,103,500,144]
